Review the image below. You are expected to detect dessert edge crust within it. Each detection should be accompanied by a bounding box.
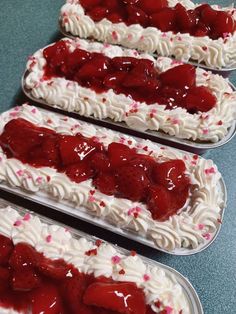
[24,38,236,143]
[60,0,236,69]
[0,205,191,314]
[0,104,224,252]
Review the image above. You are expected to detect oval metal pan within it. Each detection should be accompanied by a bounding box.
[22,70,236,155]
[0,197,204,314]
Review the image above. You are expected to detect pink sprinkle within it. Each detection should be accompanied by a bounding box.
[161,33,167,38]
[31,108,36,114]
[46,235,52,243]
[36,177,43,184]
[112,31,118,41]
[128,34,133,40]
[205,167,216,175]
[111,255,121,264]
[88,195,95,203]
[14,220,22,227]
[165,306,173,314]
[177,36,182,41]
[64,228,70,232]
[128,206,142,216]
[104,43,110,48]
[198,224,205,230]
[172,118,179,125]
[203,233,211,241]
[171,60,182,65]
[143,274,150,281]
[28,55,35,61]
[16,170,24,177]
[203,128,209,135]
[10,112,18,118]
[140,35,144,41]
[0,157,2,162]
[23,213,31,221]
[119,137,126,144]
[202,46,208,51]
[223,32,229,38]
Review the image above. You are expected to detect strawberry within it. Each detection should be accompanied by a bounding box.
[122,71,148,88]
[77,54,110,80]
[137,0,168,15]
[159,86,187,109]
[184,86,216,113]
[111,56,138,71]
[103,72,127,89]
[152,160,188,191]
[104,0,120,10]
[199,4,218,25]
[147,185,172,221]
[123,0,139,4]
[115,165,150,201]
[128,154,156,175]
[43,41,69,70]
[194,23,210,37]
[80,0,102,10]
[9,243,39,270]
[107,12,124,23]
[108,142,136,168]
[159,64,196,89]
[174,4,196,32]
[37,257,70,281]
[170,185,189,211]
[87,7,109,22]
[211,11,235,39]
[90,152,111,172]
[137,59,157,77]
[150,8,176,32]
[65,161,94,183]
[126,5,148,27]
[59,135,100,166]
[32,284,63,314]
[62,48,91,77]
[0,235,14,266]
[83,282,146,314]
[0,266,10,293]
[12,268,40,291]
[93,173,117,195]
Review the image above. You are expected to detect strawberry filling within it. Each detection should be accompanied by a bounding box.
[78,1,236,39]
[0,118,191,221]
[42,41,216,114]
[0,235,163,314]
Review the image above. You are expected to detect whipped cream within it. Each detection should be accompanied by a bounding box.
[24,38,236,143]
[60,0,236,69]
[0,105,224,253]
[0,205,191,314]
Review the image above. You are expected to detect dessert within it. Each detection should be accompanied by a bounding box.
[0,204,192,314]
[0,104,224,252]
[24,38,236,143]
[60,0,236,69]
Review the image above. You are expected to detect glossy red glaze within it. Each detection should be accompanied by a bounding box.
[78,1,235,39]
[43,41,217,114]
[0,118,191,221]
[0,236,151,314]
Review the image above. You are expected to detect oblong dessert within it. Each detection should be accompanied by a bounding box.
[60,0,236,69]
[24,38,236,143]
[0,202,198,314]
[0,104,225,253]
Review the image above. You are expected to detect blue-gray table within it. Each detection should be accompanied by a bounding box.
[0,1,235,313]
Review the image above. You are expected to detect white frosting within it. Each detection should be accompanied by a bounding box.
[60,0,236,69]
[0,206,191,314]
[24,38,236,143]
[0,105,224,253]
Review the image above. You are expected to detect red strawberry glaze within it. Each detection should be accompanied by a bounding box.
[0,234,158,314]
[0,118,191,222]
[79,1,236,39]
[42,41,216,114]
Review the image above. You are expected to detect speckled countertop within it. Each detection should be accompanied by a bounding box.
[0,1,235,313]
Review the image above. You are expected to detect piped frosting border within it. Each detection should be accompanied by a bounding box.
[0,104,224,253]
[60,0,236,69]
[24,38,236,143]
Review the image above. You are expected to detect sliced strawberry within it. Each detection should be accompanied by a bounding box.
[150,8,176,32]
[211,11,235,39]
[145,79,161,94]
[43,41,69,69]
[0,266,10,293]
[159,64,196,89]
[107,12,124,23]
[170,184,189,211]
[115,165,150,201]
[108,142,136,168]
[175,4,196,32]
[104,0,120,10]
[37,257,70,281]
[12,268,40,291]
[80,0,102,10]
[0,235,14,266]
[137,0,168,14]
[200,4,218,25]
[90,152,111,172]
[93,173,117,195]
[59,135,100,166]
[77,54,110,80]
[87,6,109,22]
[194,23,210,37]
[62,48,91,77]
[126,5,148,27]
[147,185,172,221]
[152,159,188,191]
[65,161,94,183]
[128,154,156,175]
[184,86,216,113]
[123,0,139,4]
[122,71,147,88]
[9,243,39,270]
[103,72,127,89]
[83,282,146,314]
[111,56,138,71]
[159,86,187,109]
[32,284,63,314]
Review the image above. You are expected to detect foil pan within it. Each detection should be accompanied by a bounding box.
[22,71,236,155]
[0,197,204,314]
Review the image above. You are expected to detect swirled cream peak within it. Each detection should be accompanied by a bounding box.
[0,104,224,254]
[60,0,236,69]
[0,205,191,314]
[24,37,236,143]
